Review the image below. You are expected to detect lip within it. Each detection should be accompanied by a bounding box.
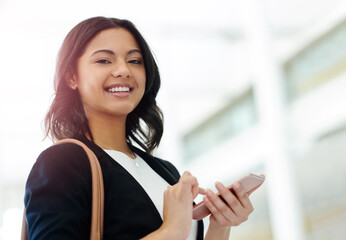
[105,83,134,98]
[105,83,133,90]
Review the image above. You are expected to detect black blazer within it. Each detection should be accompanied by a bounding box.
[24,136,204,240]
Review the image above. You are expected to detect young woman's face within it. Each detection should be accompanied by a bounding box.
[73,28,146,119]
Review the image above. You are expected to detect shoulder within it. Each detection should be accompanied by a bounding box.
[36,142,91,170]
[34,143,90,176]
[24,142,92,239]
[26,142,92,190]
[38,142,88,162]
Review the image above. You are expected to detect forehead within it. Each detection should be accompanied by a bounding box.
[84,28,140,54]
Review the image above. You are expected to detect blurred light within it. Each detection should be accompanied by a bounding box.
[0,208,22,240]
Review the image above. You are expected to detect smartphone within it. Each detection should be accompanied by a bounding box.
[192,173,265,220]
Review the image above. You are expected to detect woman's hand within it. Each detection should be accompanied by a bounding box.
[203,180,259,239]
[160,171,200,239]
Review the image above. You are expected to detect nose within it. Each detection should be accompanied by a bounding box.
[111,60,131,78]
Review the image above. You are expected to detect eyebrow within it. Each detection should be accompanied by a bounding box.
[90,49,142,57]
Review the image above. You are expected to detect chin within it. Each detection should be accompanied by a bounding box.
[109,107,136,117]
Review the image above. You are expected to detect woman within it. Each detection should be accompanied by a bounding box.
[24,16,255,239]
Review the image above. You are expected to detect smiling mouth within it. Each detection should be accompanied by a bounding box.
[106,87,132,93]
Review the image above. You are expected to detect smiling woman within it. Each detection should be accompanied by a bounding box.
[69,28,147,152]
[23,16,257,240]
[45,17,163,153]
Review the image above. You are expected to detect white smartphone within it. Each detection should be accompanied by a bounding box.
[192,173,265,220]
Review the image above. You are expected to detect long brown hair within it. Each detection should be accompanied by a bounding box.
[45,16,163,153]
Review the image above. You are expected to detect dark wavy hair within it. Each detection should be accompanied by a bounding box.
[45,16,163,153]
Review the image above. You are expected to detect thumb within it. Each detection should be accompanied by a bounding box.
[198,187,207,196]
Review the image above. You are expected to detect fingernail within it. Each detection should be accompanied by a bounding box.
[215,181,222,189]
[234,182,240,190]
[207,189,213,197]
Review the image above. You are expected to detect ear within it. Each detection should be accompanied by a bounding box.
[66,74,78,90]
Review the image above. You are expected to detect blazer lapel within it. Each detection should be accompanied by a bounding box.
[132,147,180,186]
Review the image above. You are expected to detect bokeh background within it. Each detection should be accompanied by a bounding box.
[0,0,346,239]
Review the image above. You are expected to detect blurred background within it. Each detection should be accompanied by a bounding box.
[0,0,346,239]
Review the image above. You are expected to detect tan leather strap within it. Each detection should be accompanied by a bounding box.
[21,209,28,240]
[21,138,104,240]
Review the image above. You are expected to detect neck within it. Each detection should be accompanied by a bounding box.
[86,112,134,158]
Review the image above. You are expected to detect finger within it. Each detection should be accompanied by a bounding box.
[179,174,199,198]
[179,172,196,183]
[206,189,235,219]
[203,192,234,226]
[215,182,250,216]
[215,183,253,224]
[198,187,207,195]
[214,182,242,213]
[230,182,254,217]
[232,182,253,210]
[180,175,198,189]
[182,171,192,177]
[192,185,199,199]
[192,179,200,198]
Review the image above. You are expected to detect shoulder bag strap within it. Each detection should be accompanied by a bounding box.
[21,138,104,240]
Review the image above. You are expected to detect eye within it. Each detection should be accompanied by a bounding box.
[128,59,143,65]
[96,59,112,64]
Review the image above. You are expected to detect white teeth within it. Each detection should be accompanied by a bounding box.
[107,87,130,92]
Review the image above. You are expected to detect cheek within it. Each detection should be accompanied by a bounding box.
[132,68,146,93]
[77,79,92,98]
[141,77,146,89]
[77,70,105,93]
[138,70,146,90]
[140,79,146,98]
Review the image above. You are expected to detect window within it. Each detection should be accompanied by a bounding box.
[285,19,346,101]
[182,88,257,161]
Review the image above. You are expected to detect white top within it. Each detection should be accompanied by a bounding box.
[104,149,198,240]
